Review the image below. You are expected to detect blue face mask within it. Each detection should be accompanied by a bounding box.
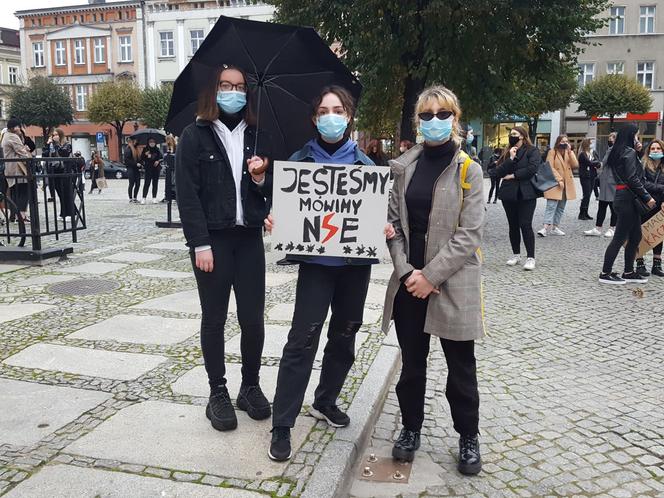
[317,114,348,142]
[419,116,454,142]
[216,91,246,114]
[650,152,664,160]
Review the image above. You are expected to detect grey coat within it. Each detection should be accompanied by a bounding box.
[381,144,486,340]
[598,147,616,202]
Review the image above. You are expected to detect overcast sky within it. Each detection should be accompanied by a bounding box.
[1,1,126,30]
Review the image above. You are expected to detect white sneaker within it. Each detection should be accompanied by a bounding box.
[152,198,159,204]
[550,227,565,236]
[140,198,146,205]
[584,227,601,237]
[523,258,536,271]
[506,255,521,266]
[537,227,548,237]
[604,228,615,238]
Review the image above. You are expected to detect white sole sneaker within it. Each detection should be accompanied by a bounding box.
[267,448,292,462]
[307,407,348,428]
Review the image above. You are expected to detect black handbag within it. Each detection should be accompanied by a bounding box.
[530,161,559,193]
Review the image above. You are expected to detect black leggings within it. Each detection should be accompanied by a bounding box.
[142,166,160,199]
[191,227,265,391]
[502,199,537,258]
[595,200,616,228]
[602,194,642,274]
[580,177,593,212]
[488,177,500,202]
[127,166,140,200]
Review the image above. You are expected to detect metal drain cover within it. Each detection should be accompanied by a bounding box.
[49,278,120,296]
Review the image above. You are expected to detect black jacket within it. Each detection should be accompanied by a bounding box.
[612,148,652,203]
[495,144,540,201]
[578,151,601,179]
[486,153,500,177]
[140,146,162,170]
[175,119,272,248]
[644,164,664,204]
[123,146,140,169]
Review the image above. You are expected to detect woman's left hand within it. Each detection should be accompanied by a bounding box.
[405,270,440,299]
[384,223,396,240]
[504,174,515,180]
[247,156,266,182]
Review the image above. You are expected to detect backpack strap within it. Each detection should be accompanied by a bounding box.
[459,152,472,190]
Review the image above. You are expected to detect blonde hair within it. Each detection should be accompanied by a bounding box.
[414,85,462,146]
[644,139,664,173]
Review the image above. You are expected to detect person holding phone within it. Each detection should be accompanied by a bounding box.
[140,138,163,204]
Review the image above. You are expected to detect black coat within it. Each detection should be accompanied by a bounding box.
[612,148,651,203]
[494,145,540,201]
[175,119,272,248]
[644,164,664,204]
[578,151,601,179]
[140,146,162,170]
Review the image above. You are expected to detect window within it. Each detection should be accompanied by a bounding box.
[33,42,45,67]
[74,39,85,65]
[160,31,174,57]
[607,62,624,74]
[76,85,88,111]
[190,29,204,54]
[94,38,105,63]
[640,6,656,33]
[119,36,132,62]
[118,10,123,20]
[93,13,97,22]
[578,63,595,86]
[0,99,4,119]
[8,66,18,85]
[609,6,625,34]
[55,40,66,66]
[637,62,655,89]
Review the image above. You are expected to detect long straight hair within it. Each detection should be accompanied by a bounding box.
[606,124,639,169]
[578,138,592,156]
[643,139,664,173]
[196,64,257,125]
[497,126,532,165]
[127,138,139,162]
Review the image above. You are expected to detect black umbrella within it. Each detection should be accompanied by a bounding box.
[130,128,167,146]
[164,16,362,161]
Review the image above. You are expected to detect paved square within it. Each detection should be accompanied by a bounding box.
[68,314,200,345]
[65,400,315,479]
[132,268,193,279]
[15,274,78,287]
[101,251,165,263]
[265,272,297,287]
[59,262,128,275]
[0,264,27,274]
[145,241,189,251]
[0,379,111,447]
[3,344,168,380]
[0,303,55,324]
[267,302,383,324]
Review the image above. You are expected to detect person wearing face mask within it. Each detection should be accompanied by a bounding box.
[486,147,502,204]
[381,85,485,475]
[176,64,273,433]
[494,126,540,270]
[599,125,655,284]
[463,126,479,163]
[577,138,601,220]
[42,127,75,219]
[636,139,664,277]
[398,139,414,155]
[586,132,618,237]
[140,138,163,204]
[264,86,395,462]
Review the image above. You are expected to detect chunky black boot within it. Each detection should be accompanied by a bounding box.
[652,259,664,277]
[458,434,482,475]
[205,386,237,431]
[392,428,421,462]
[237,384,271,420]
[636,258,650,277]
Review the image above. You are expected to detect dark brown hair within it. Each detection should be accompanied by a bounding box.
[311,85,356,137]
[497,126,532,165]
[196,65,256,126]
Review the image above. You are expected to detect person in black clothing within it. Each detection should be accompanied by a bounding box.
[176,64,273,432]
[577,138,601,220]
[124,138,141,203]
[366,138,388,165]
[599,125,656,285]
[486,147,502,203]
[636,139,664,277]
[140,138,163,204]
[494,126,540,270]
[42,127,75,219]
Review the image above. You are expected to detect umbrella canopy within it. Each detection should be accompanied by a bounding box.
[130,128,167,146]
[165,16,362,161]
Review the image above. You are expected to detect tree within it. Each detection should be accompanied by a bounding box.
[88,80,142,159]
[575,74,653,131]
[140,83,173,129]
[269,0,609,141]
[8,76,73,140]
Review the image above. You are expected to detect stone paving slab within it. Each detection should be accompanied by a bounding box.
[145,241,189,251]
[0,303,55,324]
[3,465,265,498]
[65,400,316,480]
[15,274,78,287]
[102,251,165,263]
[0,264,27,274]
[369,264,394,281]
[365,284,388,305]
[265,272,297,287]
[59,262,128,275]
[67,314,200,345]
[267,303,383,324]
[132,268,193,280]
[131,289,234,315]
[3,343,168,381]
[0,378,111,447]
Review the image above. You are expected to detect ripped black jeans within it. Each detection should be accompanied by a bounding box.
[272,262,371,428]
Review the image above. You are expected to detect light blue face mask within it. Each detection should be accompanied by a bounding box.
[217,91,246,114]
[419,116,454,142]
[317,113,348,142]
[650,152,664,161]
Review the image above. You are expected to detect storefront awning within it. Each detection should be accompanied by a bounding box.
[591,112,662,122]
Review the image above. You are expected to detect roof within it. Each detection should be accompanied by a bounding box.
[15,1,140,18]
[0,28,20,47]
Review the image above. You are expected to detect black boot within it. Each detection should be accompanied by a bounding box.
[237,384,271,420]
[205,386,237,431]
[458,434,482,475]
[392,428,421,462]
[636,258,650,277]
[652,259,664,277]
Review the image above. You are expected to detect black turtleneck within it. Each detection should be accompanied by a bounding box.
[317,136,348,156]
[406,140,457,233]
[219,108,243,131]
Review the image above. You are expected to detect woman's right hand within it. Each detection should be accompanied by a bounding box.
[264,214,274,234]
[509,146,518,160]
[647,198,657,209]
[195,249,214,272]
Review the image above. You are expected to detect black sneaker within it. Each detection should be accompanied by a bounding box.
[309,405,350,428]
[622,271,648,284]
[268,426,291,461]
[598,272,626,285]
[205,387,237,431]
[392,428,421,462]
[237,384,271,420]
[458,434,482,475]
[652,260,664,277]
[636,260,650,277]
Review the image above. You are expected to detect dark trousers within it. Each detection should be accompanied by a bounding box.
[272,262,371,428]
[142,166,160,199]
[502,198,537,258]
[602,194,642,274]
[488,177,501,202]
[89,169,100,193]
[191,227,265,390]
[127,166,140,199]
[580,177,593,213]
[595,200,616,228]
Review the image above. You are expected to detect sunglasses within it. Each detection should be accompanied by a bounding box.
[418,111,453,121]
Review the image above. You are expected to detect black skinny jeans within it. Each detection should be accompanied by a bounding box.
[142,166,161,199]
[127,166,140,199]
[595,200,616,228]
[580,177,594,212]
[602,193,642,274]
[272,262,371,428]
[488,177,501,202]
[502,198,537,258]
[392,232,479,435]
[191,227,265,391]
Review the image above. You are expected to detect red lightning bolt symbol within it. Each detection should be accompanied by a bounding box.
[321,213,339,244]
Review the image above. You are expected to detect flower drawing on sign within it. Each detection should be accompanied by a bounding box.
[343,246,352,255]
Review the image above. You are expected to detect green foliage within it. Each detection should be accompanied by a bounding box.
[139,83,173,129]
[575,73,653,120]
[7,76,73,138]
[88,79,142,128]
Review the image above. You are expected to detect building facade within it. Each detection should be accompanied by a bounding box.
[0,28,22,130]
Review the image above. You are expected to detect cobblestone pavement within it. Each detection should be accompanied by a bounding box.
[351,183,664,497]
[0,180,392,497]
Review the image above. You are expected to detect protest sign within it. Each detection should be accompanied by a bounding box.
[638,209,664,257]
[271,161,391,258]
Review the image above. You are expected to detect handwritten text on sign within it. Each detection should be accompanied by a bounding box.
[638,209,664,257]
[271,161,391,258]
